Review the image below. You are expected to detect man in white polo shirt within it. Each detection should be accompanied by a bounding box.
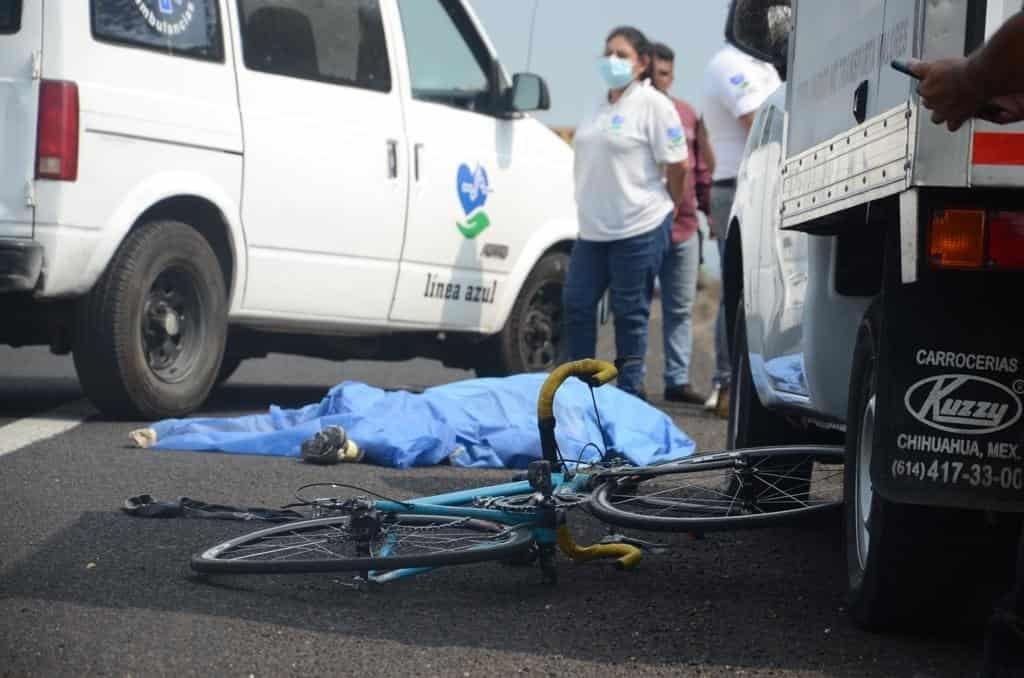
[702,43,780,417]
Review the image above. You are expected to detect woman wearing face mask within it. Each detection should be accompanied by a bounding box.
[565,26,690,400]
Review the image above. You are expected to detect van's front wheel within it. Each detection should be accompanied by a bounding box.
[475,251,567,377]
[73,221,227,420]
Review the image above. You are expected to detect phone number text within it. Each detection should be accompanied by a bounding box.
[891,459,1024,490]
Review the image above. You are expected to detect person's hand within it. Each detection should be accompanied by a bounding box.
[979,94,1024,125]
[910,58,989,132]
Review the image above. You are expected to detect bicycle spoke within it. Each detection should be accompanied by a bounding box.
[602,455,843,518]
[209,517,518,564]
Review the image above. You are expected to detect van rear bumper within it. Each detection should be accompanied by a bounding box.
[0,239,44,293]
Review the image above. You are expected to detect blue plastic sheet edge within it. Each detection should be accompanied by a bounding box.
[145,374,696,470]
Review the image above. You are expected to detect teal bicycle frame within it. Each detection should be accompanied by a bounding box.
[366,471,594,583]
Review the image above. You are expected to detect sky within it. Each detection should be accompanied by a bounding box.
[469,0,733,127]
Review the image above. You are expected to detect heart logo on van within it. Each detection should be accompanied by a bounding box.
[456,163,492,239]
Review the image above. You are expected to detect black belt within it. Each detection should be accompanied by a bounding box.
[712,178,737,188]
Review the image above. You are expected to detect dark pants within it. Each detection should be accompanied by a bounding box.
[710,182,737,387]
[563,214,670,396]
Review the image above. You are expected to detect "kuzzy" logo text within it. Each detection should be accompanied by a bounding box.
[904,375,1023,435]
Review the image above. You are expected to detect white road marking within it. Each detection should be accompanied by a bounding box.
[0,400,96,458]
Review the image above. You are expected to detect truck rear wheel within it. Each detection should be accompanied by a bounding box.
[73,220,227,420]
[845,303,1018,629]
[475,250,566,377]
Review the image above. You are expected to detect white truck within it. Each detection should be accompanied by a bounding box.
[725,0,1024,630]
[0,0,577,419]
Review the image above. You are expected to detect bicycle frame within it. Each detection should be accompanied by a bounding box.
[365,472,596,583]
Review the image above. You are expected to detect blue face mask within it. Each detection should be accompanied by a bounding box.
[599,56,636,90]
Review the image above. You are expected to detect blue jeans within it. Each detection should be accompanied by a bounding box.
[563,215,670,396]
[659,233,700,388]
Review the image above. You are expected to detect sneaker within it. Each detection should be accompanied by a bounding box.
[714,385,731,419]
[704,384,721,411]
[664,384,706,405]
[300,426,364,465]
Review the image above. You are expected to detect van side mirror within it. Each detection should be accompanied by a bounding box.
[507,73,551,113]
[725,0,792,81]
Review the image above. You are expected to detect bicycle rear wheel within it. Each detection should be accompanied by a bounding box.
[192,513,533,575]
[589,446,844,532]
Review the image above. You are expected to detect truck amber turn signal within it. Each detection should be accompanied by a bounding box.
[929,208,1024,270]
[929,209,985,269]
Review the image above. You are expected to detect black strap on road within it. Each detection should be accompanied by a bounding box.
[122,494,304,523]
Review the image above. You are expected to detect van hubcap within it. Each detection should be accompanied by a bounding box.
[856,394,876,570]
[142,269,205,384]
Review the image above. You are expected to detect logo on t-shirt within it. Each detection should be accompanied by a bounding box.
[667,126,686,149]
[609,114,626,132]
[456,163,492,239]
[729,73,751,90]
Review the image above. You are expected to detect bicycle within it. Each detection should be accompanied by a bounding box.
[191,360,844,588]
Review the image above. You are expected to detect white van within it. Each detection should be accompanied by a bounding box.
[0,0,577,419]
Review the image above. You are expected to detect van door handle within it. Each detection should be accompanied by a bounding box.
[414,143,424,182]
[386,140,398,179]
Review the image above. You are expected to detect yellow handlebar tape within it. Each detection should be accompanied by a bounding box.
[556,525,642,570]
[536,359,618,423]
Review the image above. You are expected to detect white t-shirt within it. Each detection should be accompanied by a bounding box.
[573,79,688,242]
[703,45,781,181]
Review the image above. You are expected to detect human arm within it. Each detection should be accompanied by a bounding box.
[648,93,689,209]
[666,159,691,213]
[696,117,716,178]
[911,12,1024,131]
[694,117,714,216]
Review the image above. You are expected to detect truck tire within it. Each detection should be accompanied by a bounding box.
[845,303,1018,629]
[475,251,567,377]
[73,220,227,420]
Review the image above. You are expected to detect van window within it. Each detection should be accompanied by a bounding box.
[237,0,391,93]
[0,0,21,34]
[91,0,224,61]
[397,0,495,112]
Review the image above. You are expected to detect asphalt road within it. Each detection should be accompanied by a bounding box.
[0,288,989,677]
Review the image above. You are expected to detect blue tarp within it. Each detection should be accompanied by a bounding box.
[143,374,696,470]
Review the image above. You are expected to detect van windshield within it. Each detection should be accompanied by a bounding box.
[0,0,22,34]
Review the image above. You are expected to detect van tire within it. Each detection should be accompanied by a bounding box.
[727,302,803,448]
[727,302,812,506]
[215,354,245,386]
[844,302,1018,629]
[475,251,567,377]
[73,220,227,420]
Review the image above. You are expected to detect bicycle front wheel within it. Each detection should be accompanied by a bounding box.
[192,513,533,575]
[589,447,844,532]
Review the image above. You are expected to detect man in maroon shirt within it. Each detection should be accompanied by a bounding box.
[652,42,716,404]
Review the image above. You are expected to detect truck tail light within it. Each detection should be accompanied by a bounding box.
[929,209,985,269]
[929,208,1024,271]
[35,80,79,181]
[988,211,1024,269]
